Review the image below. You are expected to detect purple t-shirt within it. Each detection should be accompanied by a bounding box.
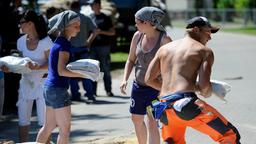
[45,36,72,88]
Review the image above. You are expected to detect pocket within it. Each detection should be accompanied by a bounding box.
[174,98,201,120]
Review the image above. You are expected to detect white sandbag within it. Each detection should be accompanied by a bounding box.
[66,59,102,81]
[0,56,35,74]
[211,79,231,102]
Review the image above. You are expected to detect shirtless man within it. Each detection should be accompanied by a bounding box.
[145,16,241,144]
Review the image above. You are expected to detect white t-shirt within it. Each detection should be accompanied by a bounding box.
[17,34,52,66]
[17,34,53,100]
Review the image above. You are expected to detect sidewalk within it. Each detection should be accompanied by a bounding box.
[0,69,137,144]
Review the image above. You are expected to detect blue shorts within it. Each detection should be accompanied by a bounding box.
[130,81,159,115]
[43,86,71,109]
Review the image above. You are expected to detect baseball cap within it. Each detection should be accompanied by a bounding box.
[186,16,220,33]
[135,6,166,31]
[87,0,101,4]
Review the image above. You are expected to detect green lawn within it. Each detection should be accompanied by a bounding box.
[172,20,256,36]
[110,52,128,70]
[222,27,256,35]
[111,52,128,62]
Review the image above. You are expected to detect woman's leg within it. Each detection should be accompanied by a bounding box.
[132,114,147,144]
[36,98,52,144]
[18,99,33,142]
[36,106,57,143]
[36,98,46,126]
[146,114,160,144]
[55,106,71,144]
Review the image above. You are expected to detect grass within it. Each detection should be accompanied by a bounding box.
[171,19,256,36]
[110,52,128,70]
[222,27,256,35]
[111,52,128,62]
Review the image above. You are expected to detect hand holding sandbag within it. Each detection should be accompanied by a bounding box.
[66,59,103,81]
[0,56,37,74]
[210,80,231,102]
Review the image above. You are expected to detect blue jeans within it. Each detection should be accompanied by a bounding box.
[70,47,94,100]
[91,45,112,94]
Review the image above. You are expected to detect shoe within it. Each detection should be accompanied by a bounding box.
[87,98,96,104]
[107,91,114,97]
[71,97,82,102]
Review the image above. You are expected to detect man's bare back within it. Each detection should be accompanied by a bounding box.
[159,36,213,96]
[145,27,214,98]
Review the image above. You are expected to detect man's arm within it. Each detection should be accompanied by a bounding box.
[96,27,115,36]
[196,50,214,97]
[86,31,97,48]
[86,16,97,47]
[145,50,162,91]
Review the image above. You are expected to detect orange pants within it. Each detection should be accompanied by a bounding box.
[162,99,240,144]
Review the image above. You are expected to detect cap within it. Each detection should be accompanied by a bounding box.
[186,16,220,33]
[135,6,165,31]
[87,0,101,4]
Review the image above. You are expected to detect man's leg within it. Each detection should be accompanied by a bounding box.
[80,51,96,101]
[189,99,241,144]
[70,78,81,101]
[162,109,187,144]
[97,46,113,96]
[82,79,96,101]
[69,50,82,101]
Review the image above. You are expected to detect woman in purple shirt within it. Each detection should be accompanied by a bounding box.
[36,10,83,144]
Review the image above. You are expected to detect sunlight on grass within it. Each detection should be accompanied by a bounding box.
[111,52,128,62]
[223,27,256,35]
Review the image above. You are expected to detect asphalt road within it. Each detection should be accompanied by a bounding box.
[0,27,256,144]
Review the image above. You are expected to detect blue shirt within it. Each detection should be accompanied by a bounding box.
[44,37,72,88]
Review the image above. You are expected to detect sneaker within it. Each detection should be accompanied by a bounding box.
[71,97,82,102]
[107,91,114,97]
[87,98,96,104]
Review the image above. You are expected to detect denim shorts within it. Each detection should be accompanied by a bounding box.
[43,86,71,109]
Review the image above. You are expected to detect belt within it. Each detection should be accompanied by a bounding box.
[152,92,196,120]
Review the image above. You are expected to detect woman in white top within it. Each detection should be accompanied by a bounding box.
[15,10,52,142]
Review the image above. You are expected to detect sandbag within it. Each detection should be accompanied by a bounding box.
[0,56,35,74]
[66,59,102,81]
[211,79,231,102]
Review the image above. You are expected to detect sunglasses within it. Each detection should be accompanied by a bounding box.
[19,20,27,24]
